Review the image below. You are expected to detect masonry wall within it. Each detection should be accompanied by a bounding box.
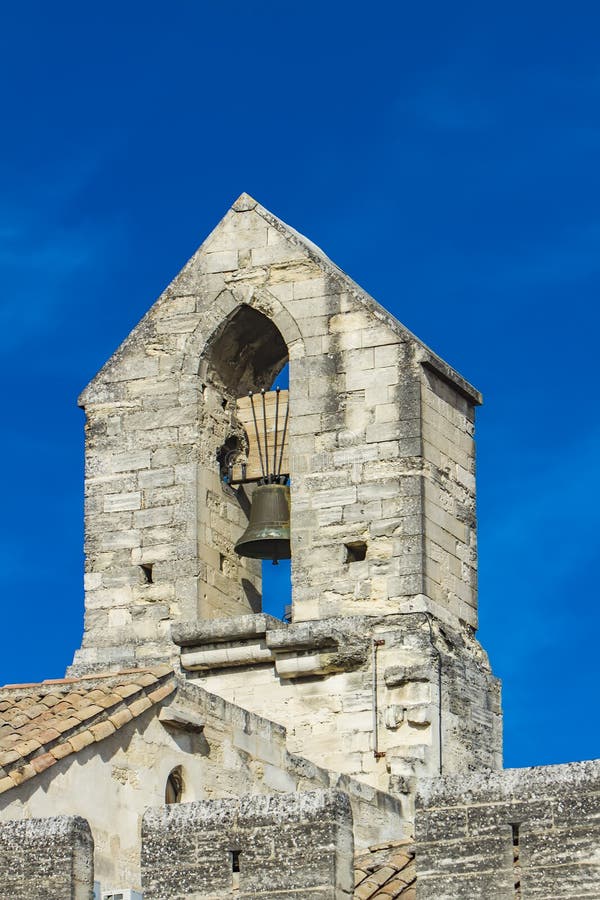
[177,611,502,798]
[0,679,401,892]
[73,194,484,674]
[0,815,93,900]
[415,758,600,899]
[141,790,354,899]
[421,366,478,630]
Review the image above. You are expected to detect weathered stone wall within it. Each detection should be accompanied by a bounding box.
[176,612,501,798]
[421,366,478,630]
[72,194,484,674]
[67,193,500,852]
[415,758,600,898]
[141,789,354,899]
[0,815,93,900]
[0,678,401,892]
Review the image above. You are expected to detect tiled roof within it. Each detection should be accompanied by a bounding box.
[0,665,175,795]
[354,840,416,899]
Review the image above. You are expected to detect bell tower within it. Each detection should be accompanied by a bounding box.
[70,194,501,807]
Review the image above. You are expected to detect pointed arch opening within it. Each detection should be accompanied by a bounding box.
[204,303,288,395]
[198,304,293,621]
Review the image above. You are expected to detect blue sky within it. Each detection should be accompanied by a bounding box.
[0,2,598,768]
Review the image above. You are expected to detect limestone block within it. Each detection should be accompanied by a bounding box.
[103,491,142,512]
[205,249,238,273]
[138,467,175,489]
[104,355,160,382]
[312,486,357,509]
[181,642,274,671]
[134,506,174,528]
[101,530,140,551]
[109,450,152,473]
[329,310,372,333]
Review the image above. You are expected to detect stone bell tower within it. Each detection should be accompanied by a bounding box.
[71,194,501,809]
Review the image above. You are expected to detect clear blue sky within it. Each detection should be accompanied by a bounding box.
[1,2,598,769]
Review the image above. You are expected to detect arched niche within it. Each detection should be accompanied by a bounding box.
[202,303,289,396]
[195,303,291,621]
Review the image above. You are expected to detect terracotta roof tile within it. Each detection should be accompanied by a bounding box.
[89,720,116,742]
[50,743,73,762]
[13,739,42,757]
[0,666,176,796]
[68,730,95,753]
[147,682,176,704]
[0,749,21,767]
[128,696,152,717]
[31,752,56,775]
[10,764,37,786]
[54,716,84,734]
[108,708,134,729]
[131,672,160,687]
[36,727,62,744]
[39,695,62,708]
[113,683,143,700]
[77,704,105,721]
[94,692,127,710]
[354,841,415,899]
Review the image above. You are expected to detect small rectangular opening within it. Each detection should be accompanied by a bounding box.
[345,541,367,563]
[231,850,241,872]
[140,564,153,584]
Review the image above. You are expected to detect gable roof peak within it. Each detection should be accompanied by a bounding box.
[231,192,259,212]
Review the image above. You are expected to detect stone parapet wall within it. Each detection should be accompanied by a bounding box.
[141,789,354,899]
[0,815,94,900]
[415,758,600,898]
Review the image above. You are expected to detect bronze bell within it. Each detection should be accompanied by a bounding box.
[234,483,291,562]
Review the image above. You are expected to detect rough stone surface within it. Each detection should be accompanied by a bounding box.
[180,611,501,800]
[141,789,355,899]
[72,193,486,677]
[415,759,600,898]
[63,193,502,811]
[0,815,93,899]
[0,672,402,890]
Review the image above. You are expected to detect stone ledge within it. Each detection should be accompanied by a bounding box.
[172,614,284,647]
[417,757,600,809]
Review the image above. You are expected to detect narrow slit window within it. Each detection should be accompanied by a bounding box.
[231,850,241,872]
